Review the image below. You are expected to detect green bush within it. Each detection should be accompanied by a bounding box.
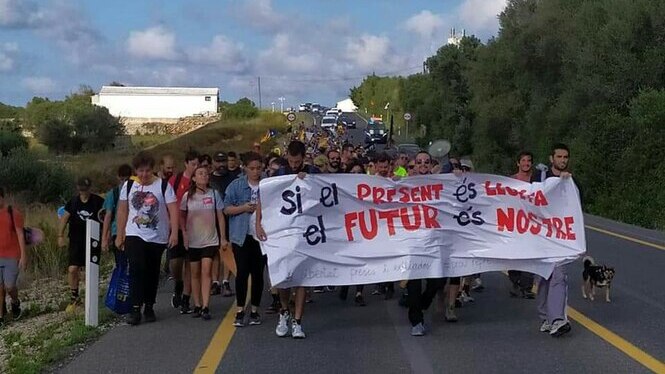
[0,130,28,156]
[222,98,259,119]
[0,149,73,203]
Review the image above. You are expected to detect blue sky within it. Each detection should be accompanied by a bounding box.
[0,0,506,108]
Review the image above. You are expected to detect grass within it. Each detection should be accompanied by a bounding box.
[4,302,116,374]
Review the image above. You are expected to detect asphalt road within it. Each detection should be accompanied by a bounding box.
[60,213,665,374]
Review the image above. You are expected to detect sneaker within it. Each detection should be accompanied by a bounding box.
[460,291,475,303]
[180,301,192,315]
[233,311,245,327]
[325,286,335,292]
[210,282,221,296]
[222,281,234,297]
[471,278,484,291]
[313,287,324,294]
[291,320,306,339]
[549,319,571,337]
[354,294,366,307]
[411,322,425,336]
[276,311,290,337]
[191,306,202,318]
[171,293,182,308]
[445,305,458,322]
[539,320,552,333]
[201,307,211,320]
[10,301,21,321]
[128,308,142,325]
[143,304,156,323]
[371,287,383,296]
[249,312,262,325]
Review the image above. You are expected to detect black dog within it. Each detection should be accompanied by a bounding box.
[582,256,615,302]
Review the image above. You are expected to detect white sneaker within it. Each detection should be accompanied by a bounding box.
[275,311,290,337]
[549,319,571,337]
[291,320,306,339]
[539,320,552,332]
[410,322,425,336]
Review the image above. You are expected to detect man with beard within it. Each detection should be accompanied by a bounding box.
[407,151,445,336]
[531,143,577,338]
[158,154,176,181]
[326,149,343,174]
[209,151,236,297]
[340,143,354,172]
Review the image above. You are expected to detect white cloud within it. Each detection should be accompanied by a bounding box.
[0,0,42,28]
[127,26,178,60]
[258,33,322,74]
[0,42,18,72]
[188,35,249,73]
[22,77,56,94]
[404,10,445,38]
[458,0,507,33]
[346,34,393,70]
[240,0,286,33]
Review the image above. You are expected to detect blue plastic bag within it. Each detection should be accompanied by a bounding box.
[105,251,132,314]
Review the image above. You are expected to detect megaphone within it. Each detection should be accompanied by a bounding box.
[428,139,451,173]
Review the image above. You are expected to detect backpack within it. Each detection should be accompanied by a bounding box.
[125,178,169,201]
[7,206,42,247]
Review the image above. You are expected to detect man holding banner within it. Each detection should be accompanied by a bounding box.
[257,145,585,338]
[531,143,577,337]
[257,140,320,339]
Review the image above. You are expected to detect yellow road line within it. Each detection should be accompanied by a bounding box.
[585,225,665,251]
[193,305,237,374]
[567,307,665,373]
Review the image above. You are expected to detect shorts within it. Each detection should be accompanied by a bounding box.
[188,246,218,262]
[68,243,86,267]
[0,258,19,288]
[168,230,187,259]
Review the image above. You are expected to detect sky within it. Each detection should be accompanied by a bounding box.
[0,0,507,108]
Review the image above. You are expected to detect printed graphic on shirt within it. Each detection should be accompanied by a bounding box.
[131,191,160,230]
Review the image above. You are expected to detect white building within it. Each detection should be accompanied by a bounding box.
[335,98,358,113]
[91,86,219,121]
[447,28,465,46]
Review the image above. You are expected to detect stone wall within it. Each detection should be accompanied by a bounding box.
[122,114,221,135]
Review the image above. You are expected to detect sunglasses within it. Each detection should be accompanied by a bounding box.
[400,156,409,160]
[461,165,471,172]
[408,165,415,169]
[416,160,431,165]
[451,163,461,169]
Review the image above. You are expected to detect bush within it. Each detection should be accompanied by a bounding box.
[0,130,28,156]
[222,98,259,119]
[0,148,73,203]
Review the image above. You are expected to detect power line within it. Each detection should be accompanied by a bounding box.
[254,65,424,83]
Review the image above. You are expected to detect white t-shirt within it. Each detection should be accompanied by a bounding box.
[180,189,224,248]
[120,178,177,244]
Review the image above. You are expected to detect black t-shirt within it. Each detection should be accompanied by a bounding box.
[531,168,583,205]
[227,167,242,179]
[211,170,240,200]
[65,194,104,247]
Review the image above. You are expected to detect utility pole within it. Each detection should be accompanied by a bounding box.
[278,96,286,112]
[257,76,262,109]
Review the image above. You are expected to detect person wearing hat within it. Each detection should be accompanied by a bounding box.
[57,176,104,312]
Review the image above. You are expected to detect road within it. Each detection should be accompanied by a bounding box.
[60,213,665,374]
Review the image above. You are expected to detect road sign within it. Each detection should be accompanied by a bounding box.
[404,112,412,121]
[286,112,296,122]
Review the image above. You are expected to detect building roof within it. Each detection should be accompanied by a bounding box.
[99,86,219,96]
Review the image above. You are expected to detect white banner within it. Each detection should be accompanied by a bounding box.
[258,173,586,288]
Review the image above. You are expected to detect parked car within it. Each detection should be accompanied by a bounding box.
[298,104,307,112]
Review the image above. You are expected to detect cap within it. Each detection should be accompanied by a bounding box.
[213,152,227,162]
[460,158,474,170]
[76,177,92,188]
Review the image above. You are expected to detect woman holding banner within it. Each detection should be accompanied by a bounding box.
[224,152,266,328]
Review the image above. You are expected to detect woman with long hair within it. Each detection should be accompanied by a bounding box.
[180,165,227,320]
